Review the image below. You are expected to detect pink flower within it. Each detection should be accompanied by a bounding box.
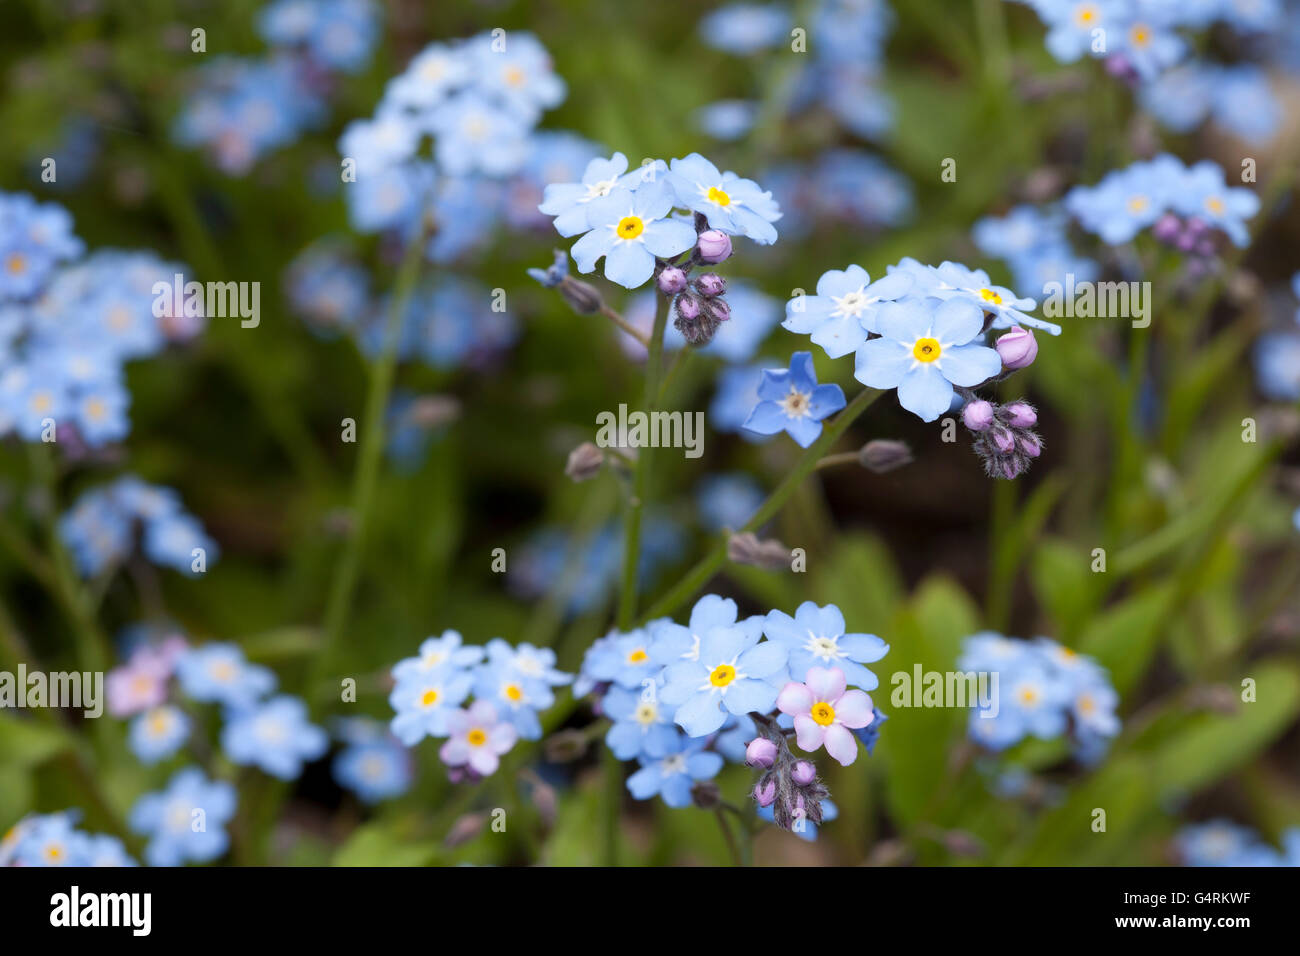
[438,701,518,777]
[105,638,187,717]
[776,666,873,766]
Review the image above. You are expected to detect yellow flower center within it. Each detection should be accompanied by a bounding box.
[1205,196,1225,215]
[707,186,731,206]
[1078,694,1095,715]
[420,688,440,707]
[30,392,52,413]
[85,398,106,421]
[709,664,737,687]
[6,253,24,274]
[149,709,171,735]
[467,728,487,747]
[1074,3,1098,25]
[635,702,657,724]
[209,660,236,682]
[504,683,524,702]
[1131,24,1150,45]
[811,701,836,726]
[1018,686,1039,706]
[1128,195,1149,213]
[617,216,644,240]
[979,288,1003,304]
[45,844,63,862]
[503,66,525,87]
[912,337,941,363]
[627,648,648,664]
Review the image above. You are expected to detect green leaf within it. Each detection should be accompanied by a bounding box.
[331,819,439,867]
[0,713,74,769]
[1029,537,1100,643]
[1077,584,1174,696]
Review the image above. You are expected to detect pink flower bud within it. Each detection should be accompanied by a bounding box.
[992,425,1016,455]
[657,266,687,295]
[791,761,816,786]
[962,400,994,432]
[1000,401,1037,428]
[694,273,726,298]
[745,737,777,768]
[995,326,1038,370]
[1018,435,1042,458]
[754,780,776,807]
[675,293,702,321]
[696,229,732,264]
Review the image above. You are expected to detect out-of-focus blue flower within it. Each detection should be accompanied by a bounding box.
[383,43,470,111]
[762,601,888,690]
[388,665,473,745]
[696,472,765,531]
[570,180,697,289]
[345,161,435,236]
[667,153,781,245]
[259,0,380,73]
[221,695,329,779]
[693,100,759,141]
[129,767,237,866]
[1172,159,1260,247]
[0,192,83,300]
[1109,14,1185,80]
[1176,819,1279,867]
[176,642,276,709]
[508,132,602,230]
[626,734,724,807]
[469,30,566,121]
[82,833,137,867]
[285,242,371,338]
[473,658,553,741]
[1028,0,1123,63]
[392,630,484,684]
[430,92,532,177]
[9,812,90,866]
[783,264,914,359]
[579,627,662,691]
[855,297,1001,422]
[743,351,846,447]
[174,56,325,174]
[359,276,517,370]
[699,4,790,54]
[710,361,773,438]
[331,718,413,804]
[129,705,191,764]
[1253,330,1300,400]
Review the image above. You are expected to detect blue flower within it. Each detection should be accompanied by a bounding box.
[10,813,90,866]
[391,630,484,684]
[626,734,724,807]
[82,833,137,867]
[1172,160,1259,247]
[483,637,572,687]
[602,683,679,759]
[388,666,474,744]
[1064,154,1183,245]
[0,192,83,300]
[128,705,191,764]
[693,99,759,141]
[743,351,846,447]
[1109,14,1185,80]
[854,298,1002,422]
[579,627,663,691]
[699,4,790,54]
[658,625,788,737]
[259,0,380,73]
[1175,820,1276,867]
[710,362,772,438]
[852,706,888,755]
[570,180,696,289]
[429,92,531,177]
[696,472,765,532]
[539,152,646,237]
[1254,330,1300,400]
[762,601,888,690]
[176,642,276,709]
[782,264,914,358]
[666,152,781,244]
[473,661,553,741]
[649,594,766,668]
[383,43,470,111]
[221,695,329,779]
[469,30,566,121]
[333,737,412,804]
[1032,1,1123,63]
[129,767,237,866]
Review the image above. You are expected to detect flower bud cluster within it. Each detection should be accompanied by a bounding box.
[657,216,735,346]
[962,399,1043,480]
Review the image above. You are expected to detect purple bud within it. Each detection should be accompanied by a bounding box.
[657,266,687,295]
[791,761,816,786]
[1019,435,1042,458]
[696,229,732,264]
[745,737,777,768]
[694,272,726,298]
[1194,238,1216,258]
[1152,213,1181,242]
[962,400,995,432]
[1000,459,1021,480]
[1000,401,1037,428]
[704,297,731,322]
[1185,216,1208,237]
[995,326,1038,370]
[675,293,702,321]
[754,780,776,808]
[991,425,1016,455]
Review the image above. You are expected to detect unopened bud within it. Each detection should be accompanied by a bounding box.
[558,276,603,315]
[696,229,732,264]
[657,266,687,295]
[995,326,1038,370]
[565,441,604,481]
[791,761,817,786]
[727,531,790,570]
[999,401,1037,428]
[694,273,726,298]
[745,737,777,768]
[754,779,776,807]
[962,400,995,432]
[858,439,912,473]
[444,813,486,847]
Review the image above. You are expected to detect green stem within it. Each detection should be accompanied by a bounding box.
[617,294,669,629]
[309,232,427,711]
[639,387,882,623]
[714,806,743,866]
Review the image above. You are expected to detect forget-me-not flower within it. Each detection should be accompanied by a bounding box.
[743,351,846,447]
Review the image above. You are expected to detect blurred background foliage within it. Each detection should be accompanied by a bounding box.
[0,0,1298,865]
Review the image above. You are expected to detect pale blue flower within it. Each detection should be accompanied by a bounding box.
[743,351,846,447]
[129,705,191,764]
[782,264,913,358]
[762,601,888,690]
[666,152,781,244]
[626,734,723,807]
[570,180,696,289]
[221,695,329,779]
[658,626,788,737]
[129,767,236,866]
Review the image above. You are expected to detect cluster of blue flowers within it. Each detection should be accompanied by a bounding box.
[698,1,895,142]
[958,632,1120,760]
[761,151,914,239]
[576,594,887,832]
[58,476,217,578]
[1,194,204,450]
[331,717,413,804]
[174,1,381,173]
[388,631,572,780]
[1065,154,1259,249]
[1014,0,1284,143]
[973,204,1099,296]
[1,811,135,867]
[1175,819,1300,867]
